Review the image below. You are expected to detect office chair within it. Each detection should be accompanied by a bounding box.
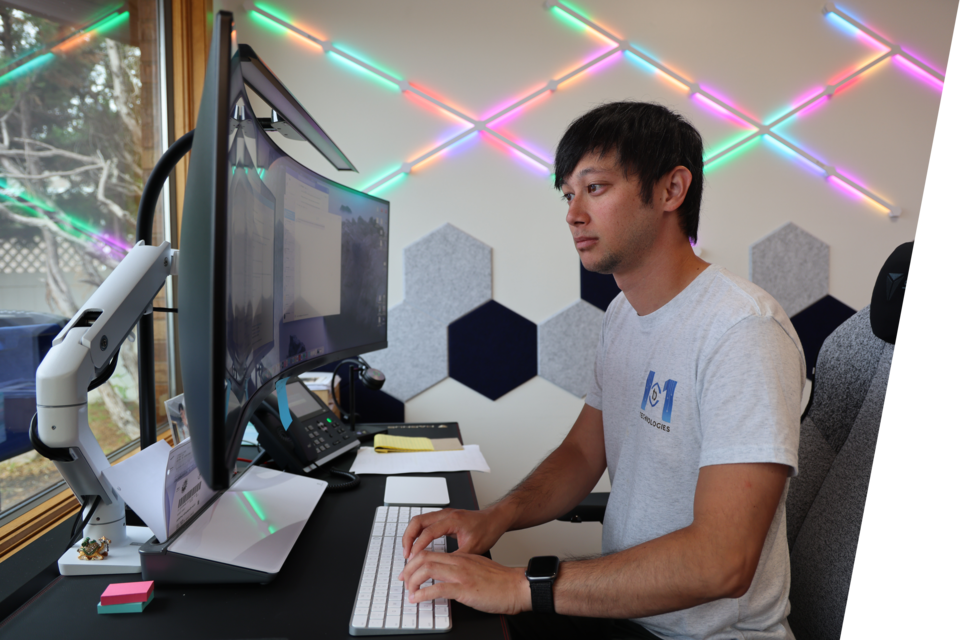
[558,242,913,640]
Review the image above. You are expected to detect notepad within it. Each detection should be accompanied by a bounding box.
[373,434,463,453]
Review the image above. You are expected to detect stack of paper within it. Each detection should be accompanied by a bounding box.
[349,444,490,475]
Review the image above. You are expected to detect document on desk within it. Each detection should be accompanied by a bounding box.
[102,439,216,544]
[349,444,490,474]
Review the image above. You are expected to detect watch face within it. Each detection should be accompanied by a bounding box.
[526,556,560,580]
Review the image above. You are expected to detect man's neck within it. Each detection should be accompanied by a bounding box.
[614,239,710,316]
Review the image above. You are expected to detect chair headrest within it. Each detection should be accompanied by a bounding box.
[870,241,913,344]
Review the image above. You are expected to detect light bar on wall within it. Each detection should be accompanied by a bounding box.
[245,1,943,219]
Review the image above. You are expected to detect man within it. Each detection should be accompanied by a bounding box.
[399,102,804,639]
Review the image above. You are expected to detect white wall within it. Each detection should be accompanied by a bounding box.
[215,0,956,566]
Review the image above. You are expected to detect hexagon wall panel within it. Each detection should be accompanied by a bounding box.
[790,295,857,380]
[363,302,448,402]
[448,301,537,401]
[404,223,492,325]
[749,222,829,317]
[580,262,621,311]
[538,300,604,397]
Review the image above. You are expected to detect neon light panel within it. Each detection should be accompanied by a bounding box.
[246,1,944,217]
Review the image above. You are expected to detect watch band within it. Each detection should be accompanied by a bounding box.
[530,579,555,614]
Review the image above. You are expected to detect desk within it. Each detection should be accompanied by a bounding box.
[0,448,509,640]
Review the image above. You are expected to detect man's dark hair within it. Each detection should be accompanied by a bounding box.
[554,101,704,242]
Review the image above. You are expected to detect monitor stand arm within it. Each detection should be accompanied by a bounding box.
[32,241,177,575]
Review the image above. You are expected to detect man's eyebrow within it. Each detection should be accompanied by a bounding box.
[560,166,613,187]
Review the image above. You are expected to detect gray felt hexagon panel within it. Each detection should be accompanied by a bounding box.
[362,302,448,402]
[749,222,829,317]
[404,223,492,325]
[538,299,605,398]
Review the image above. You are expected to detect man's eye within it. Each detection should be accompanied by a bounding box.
[562,193,573,203]
[587,184,600,193]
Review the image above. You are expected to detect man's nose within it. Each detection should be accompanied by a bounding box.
[566,195,587,226]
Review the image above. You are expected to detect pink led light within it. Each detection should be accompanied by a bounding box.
[900,47,944,77]
[483,87,552,127]
[479,131,551,173]
[691,93,752,128]
[697,85,758,123]
[794,95,830,119]
[826,175,874,204]
[891,55,945,90]
[793,86,828,108]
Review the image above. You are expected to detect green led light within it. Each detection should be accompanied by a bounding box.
[328,50,400,92]
[704,131,759,161]
[326,418,332,423]
[92,11,129,36]
[252,2,297,25]
[243,491,268,521]
[550,6,590,32]
[367,171,407,195]
[0,53,55,88]
[704,135,761,174]
[249,10,291,37]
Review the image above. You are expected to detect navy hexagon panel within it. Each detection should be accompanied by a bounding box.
[790,295,857,380]
[580,263,621,311]
[448,301,538,401]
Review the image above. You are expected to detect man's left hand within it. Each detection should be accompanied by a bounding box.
[398,551,530,615]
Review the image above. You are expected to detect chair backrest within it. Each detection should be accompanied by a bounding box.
[785,242,911,640]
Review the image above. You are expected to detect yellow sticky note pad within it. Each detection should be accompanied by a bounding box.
[373,434,435,453]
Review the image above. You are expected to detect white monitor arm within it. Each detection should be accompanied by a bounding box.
[32,240,176,571]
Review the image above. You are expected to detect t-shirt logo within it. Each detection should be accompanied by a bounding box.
[642,371,678,423]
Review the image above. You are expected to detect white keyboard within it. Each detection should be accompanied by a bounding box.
[349,506,453,635]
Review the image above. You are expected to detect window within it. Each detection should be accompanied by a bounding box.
[0,2,168,517]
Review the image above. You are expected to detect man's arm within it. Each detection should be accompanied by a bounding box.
[399,461,789,618]
[401,403,607,558]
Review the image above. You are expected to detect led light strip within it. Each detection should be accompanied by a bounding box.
[247,2,944,219]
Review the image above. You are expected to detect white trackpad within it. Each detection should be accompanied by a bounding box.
[384,476,450,506]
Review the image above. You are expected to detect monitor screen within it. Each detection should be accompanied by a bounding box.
[225,96,389,397]
[179,12,388,489]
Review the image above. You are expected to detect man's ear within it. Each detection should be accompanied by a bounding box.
[662,166,693,213]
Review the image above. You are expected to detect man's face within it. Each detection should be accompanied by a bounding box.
[561,151,658,275]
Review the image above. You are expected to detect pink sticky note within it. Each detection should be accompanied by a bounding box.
[100,581,155,606]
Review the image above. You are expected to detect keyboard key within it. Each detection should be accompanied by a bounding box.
[352,614,367,628]
[385,615,401,629]
[418,617,434,629]
[435,604,448,616]
[402,615,417,629]
[435,615,450,630]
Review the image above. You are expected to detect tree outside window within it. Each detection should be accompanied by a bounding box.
[0,2,167,515]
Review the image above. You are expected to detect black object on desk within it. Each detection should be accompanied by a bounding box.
[0,446,507,640]
[357,422,463,443]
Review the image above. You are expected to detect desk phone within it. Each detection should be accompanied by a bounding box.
[249,377,360,475]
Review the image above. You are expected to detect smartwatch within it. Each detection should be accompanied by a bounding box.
[525,556,560,614]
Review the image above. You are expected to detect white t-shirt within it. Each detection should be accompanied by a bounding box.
[586,265,805,640]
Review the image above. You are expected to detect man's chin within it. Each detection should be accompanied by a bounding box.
[580,255,617,275]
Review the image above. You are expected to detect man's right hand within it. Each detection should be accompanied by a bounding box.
[402,506,512,559]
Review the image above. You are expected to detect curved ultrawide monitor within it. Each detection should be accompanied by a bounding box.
[179,13,388,490]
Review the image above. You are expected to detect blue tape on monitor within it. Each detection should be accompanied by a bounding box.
[275,377,293,431]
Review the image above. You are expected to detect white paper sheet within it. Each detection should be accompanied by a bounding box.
[163,438,216,540]
[102,441,171,542]
[349,444,490,475]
